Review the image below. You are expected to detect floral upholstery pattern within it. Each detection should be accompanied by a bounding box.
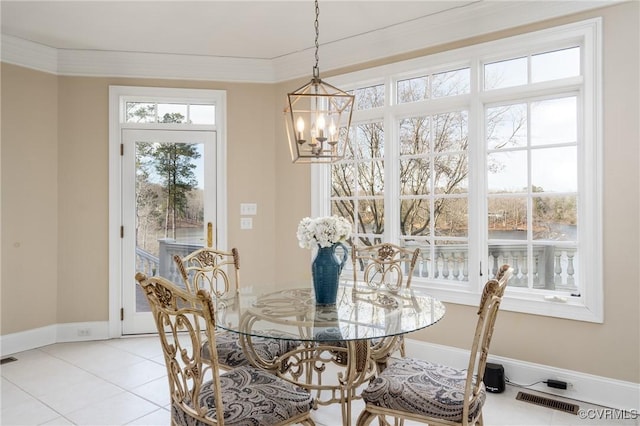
[361,357,486,423]
[172,366,314,426]
[203,330,301,368]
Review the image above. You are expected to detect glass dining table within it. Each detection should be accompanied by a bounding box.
[214,282,446,425]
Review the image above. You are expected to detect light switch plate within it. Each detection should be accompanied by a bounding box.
[240,203,257,215]
[240,217,253,229]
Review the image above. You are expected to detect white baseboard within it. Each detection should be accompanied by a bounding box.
[2,325,637,412]
[404,339,640,412]
[1,322,110,357]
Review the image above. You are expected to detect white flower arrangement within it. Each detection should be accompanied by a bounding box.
[297,216,352,249]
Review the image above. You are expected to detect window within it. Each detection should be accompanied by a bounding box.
[315,19,602,322]
[125,101,216,124]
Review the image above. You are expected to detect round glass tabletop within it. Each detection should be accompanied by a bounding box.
[214,284,446,342]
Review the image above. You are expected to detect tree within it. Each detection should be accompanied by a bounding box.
[152,142,200,239]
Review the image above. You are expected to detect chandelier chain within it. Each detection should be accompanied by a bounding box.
[313,0,320,79]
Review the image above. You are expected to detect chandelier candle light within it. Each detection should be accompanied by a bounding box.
[297,216,351,305]
[284,0,354,163]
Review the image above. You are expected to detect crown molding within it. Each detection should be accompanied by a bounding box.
[1,35,58,74]
[56,49,277,83]
[1,1,619,83]
[273,0,618,81]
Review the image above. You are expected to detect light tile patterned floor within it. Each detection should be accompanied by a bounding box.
[1,336,637,425]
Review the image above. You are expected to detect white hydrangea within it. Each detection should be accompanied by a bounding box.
[297,216,352,249]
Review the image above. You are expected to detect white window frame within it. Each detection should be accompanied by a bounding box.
[313,19,602,322]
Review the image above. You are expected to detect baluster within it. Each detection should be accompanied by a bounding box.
[421,253,429,278]
[462,253,469,282]
[434,255,440,279]
[491,251,499,277]
[567,251,575,289]
[452,252,460,281]
[554,251,563,288]
[521,252,528,287]
[442,255,450,280]
[533,254,540,287]
[511,253,521,286]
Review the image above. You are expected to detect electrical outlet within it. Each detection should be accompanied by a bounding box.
[240,217,253,229]
[77,328,91,337]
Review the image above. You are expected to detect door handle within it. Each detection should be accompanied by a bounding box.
[207,222,214,248]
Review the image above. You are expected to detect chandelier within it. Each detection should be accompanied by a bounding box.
[284,0,354,163]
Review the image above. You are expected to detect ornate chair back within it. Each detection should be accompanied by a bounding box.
[135,272,225,424]
[137,273,314,425]
[352,243,421,292]
[357,264,513,426]
[174,247,240,298]
[462,264,513,422]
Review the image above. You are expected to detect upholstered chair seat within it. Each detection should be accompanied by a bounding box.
[204,330,301,368]
[174,247,301,370]
[172,365,314,426]
[361,358,486,423]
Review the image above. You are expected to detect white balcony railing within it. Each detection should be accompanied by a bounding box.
[403,243,578,292]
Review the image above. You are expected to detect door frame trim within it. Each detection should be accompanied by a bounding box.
[108,85,227,338]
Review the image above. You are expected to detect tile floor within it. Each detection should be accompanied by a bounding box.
[1,336,637,426]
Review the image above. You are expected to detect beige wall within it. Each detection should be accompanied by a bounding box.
[1,65,59,331]
[275,2,640,383]
[1,1,638,383]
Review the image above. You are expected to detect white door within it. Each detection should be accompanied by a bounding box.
[122,129,216,334]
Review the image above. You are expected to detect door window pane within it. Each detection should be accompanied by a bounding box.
[190,105,216,124]
[158,104,187,123]
[126,102,156,123]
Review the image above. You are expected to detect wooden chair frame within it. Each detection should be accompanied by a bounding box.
[173,247,240,297]
[136,273,314,426]
[351,243,421,292]
[356,265,514,426]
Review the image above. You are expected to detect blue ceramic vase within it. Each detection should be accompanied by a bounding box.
[312,242,348,305]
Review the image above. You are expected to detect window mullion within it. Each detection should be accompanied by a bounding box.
[385,76,399,243]
[469,55,485,291]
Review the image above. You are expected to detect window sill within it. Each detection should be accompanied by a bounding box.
[411,282,603,323]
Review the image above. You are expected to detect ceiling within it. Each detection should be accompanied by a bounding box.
[1,1,476,59]
[0,1,619,82]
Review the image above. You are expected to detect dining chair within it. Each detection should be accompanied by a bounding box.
[174,247,300,369]
[356,264,514,426]
[351,243,421,363]
[352,243,421,293]
[136,272,315,426]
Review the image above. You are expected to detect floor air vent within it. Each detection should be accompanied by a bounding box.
[516,391,579,415]
[0,356,18,365]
